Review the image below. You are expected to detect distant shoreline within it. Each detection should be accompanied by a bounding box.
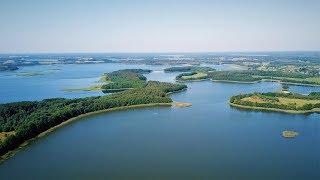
[210,79,320,87]
[211,79,258,84]
[176,78,209,83]
[229,102,320,114]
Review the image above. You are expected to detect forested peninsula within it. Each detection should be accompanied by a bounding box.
[0,69,187,160]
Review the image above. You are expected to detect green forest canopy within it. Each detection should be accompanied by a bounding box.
[101,69,151,92]
[0,69,187,157]
[207,70,320,85]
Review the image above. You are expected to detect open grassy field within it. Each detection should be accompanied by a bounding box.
[241,95,320,108]
[180,72,208,80]
[306,77,320,84]
[172,102,192,107]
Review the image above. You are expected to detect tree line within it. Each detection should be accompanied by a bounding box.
[165,66,214,73]
[207,70,320,85]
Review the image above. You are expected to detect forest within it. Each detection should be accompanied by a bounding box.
[208,71,260,82]
[101,69,152,92]
[207,70,320,85]
[0,70,187,157]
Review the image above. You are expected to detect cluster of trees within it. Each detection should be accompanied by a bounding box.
[164,66,214,73]
[207,70,320,85]
[230,92,320,111]
[264,77,317,85]
[101,69,151,92]
[146,81,187,93]
[176,72,196,80]
[309,92,320,98]
[175,72,208,81]
[164,66,192,72]
[207,71,260,82]
[0,80,186,156]
[281,84,289,91]
[250,70,311,79]
[258,94,279,103]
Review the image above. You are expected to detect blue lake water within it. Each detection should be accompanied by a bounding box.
[0,64,320,179]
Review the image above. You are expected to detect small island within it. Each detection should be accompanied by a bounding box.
[282,130,299,138]
[0,69,187,161]
[229,92,320,114]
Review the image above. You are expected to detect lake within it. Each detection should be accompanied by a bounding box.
[0,64,320,179]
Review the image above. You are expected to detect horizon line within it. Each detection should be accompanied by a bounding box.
[0,50,320,55]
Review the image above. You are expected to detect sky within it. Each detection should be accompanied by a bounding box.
[0,0,320,53]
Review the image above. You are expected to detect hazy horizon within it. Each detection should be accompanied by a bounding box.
[1,0,320,53]
[1,50,320,56]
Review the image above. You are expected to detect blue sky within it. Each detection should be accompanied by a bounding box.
[0,0,319,53]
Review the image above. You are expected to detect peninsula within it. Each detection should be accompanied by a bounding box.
[0,69,187,161]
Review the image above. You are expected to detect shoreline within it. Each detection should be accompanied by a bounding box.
[176,78,209,83]
[209,78,320,87]
[166,87,188,95]
[210,79,258,84]
[0,103,172,164]
[102,88,134,93]
[229,102,320,114]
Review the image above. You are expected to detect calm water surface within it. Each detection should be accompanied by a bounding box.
[0,64,320,179]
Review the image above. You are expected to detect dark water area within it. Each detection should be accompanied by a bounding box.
[0,64,320,179]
